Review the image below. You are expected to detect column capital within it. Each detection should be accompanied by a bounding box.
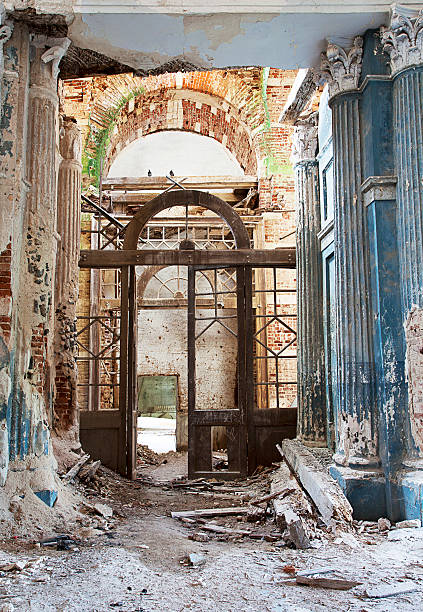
[320,36,363,100]
[0,22,13,45]
[59,116,82,164]
[380,6,423,75]
[32,36,71,80]
[291,115,318,166]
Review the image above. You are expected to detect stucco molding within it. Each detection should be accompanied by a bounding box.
[0,22,13,45]
[291,114,318,166]
[361,175,398,207]
[59,116,82,163]
[33,36,71,80]
[320,36,363,99]
[279,68,320,125]
[380,7,423,75]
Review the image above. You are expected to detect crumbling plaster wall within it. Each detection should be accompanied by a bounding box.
[405,308,423,454]
[0,18,68,503]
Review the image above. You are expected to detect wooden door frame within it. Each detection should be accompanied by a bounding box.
[80,190,296,479]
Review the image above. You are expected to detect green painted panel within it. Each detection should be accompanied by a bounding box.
[138,375,177,418]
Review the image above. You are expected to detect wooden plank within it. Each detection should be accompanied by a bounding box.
[295,576,362,590]
[171,506,249,519]
[103,176,258,191]
[79,249,296,269]
[61,454,90,483]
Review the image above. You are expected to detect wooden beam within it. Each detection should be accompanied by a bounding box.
[103,176,258,191]
[109,191,247,204]
[79,248,296,269]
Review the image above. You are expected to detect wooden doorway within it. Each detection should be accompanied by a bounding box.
[78,189,296,479]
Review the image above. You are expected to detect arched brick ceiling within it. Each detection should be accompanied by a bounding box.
[80,70,274,174]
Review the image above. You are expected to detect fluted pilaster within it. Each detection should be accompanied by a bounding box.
[293,119,326,446]
[382,8,423,456]
[381,8,423,314]
[331,94,379,467]
[322,38,379,468]
[393,68,423,313]
[0,9,13,113]
[54,117,82,434]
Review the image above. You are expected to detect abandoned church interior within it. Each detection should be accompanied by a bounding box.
[1,1,423,610]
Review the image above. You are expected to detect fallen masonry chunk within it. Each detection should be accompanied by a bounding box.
[189,532,210,542]
[188,553,206,567]
[0,561,27,572]
[34,490,58,507]
[365,581,418,598]
[79,460,101,481]
[295,576,362,590]
[395,519,421,529]
[284,508,312,550]
[269,460,313,549]
[377,517,391,532]
[171,507,248,519]
[281,439,353,526]
[93,503,113,519]
[246,506,266,522]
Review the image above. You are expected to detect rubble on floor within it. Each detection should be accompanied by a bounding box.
[0,447,422,610]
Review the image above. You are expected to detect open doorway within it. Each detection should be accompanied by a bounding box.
[137,374,177,453]
[112,130,246,465]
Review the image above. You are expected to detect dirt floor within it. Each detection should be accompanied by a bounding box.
[0,452,422,611]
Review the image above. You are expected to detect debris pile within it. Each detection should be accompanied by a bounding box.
[137,444,163,466]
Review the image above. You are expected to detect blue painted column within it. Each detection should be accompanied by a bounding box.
[293,119,326,446]
[321,37,380,469]
[382,9,423,459]
[321,39,386,517]
[380,8,423,518]
[330,91,379,468]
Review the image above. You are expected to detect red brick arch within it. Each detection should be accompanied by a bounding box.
[104,88,258,175]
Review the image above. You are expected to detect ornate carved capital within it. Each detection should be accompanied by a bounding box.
[321,36,363,99]
[291,114,318,166]
[59,116,82,163]
[380,7,423,75]
[33,36,71,80]
[0,22,13,45]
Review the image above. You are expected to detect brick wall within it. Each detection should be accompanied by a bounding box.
[0,242,12,345]
[30,323,48,396]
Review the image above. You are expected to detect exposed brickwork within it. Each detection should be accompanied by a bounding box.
[62,69,298,178]
[64,68,299,414]
[54,363,74,429]
[0,242,12,344]
[30,323,48,396]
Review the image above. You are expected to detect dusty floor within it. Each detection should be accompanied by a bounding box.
[0,454,422,612]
